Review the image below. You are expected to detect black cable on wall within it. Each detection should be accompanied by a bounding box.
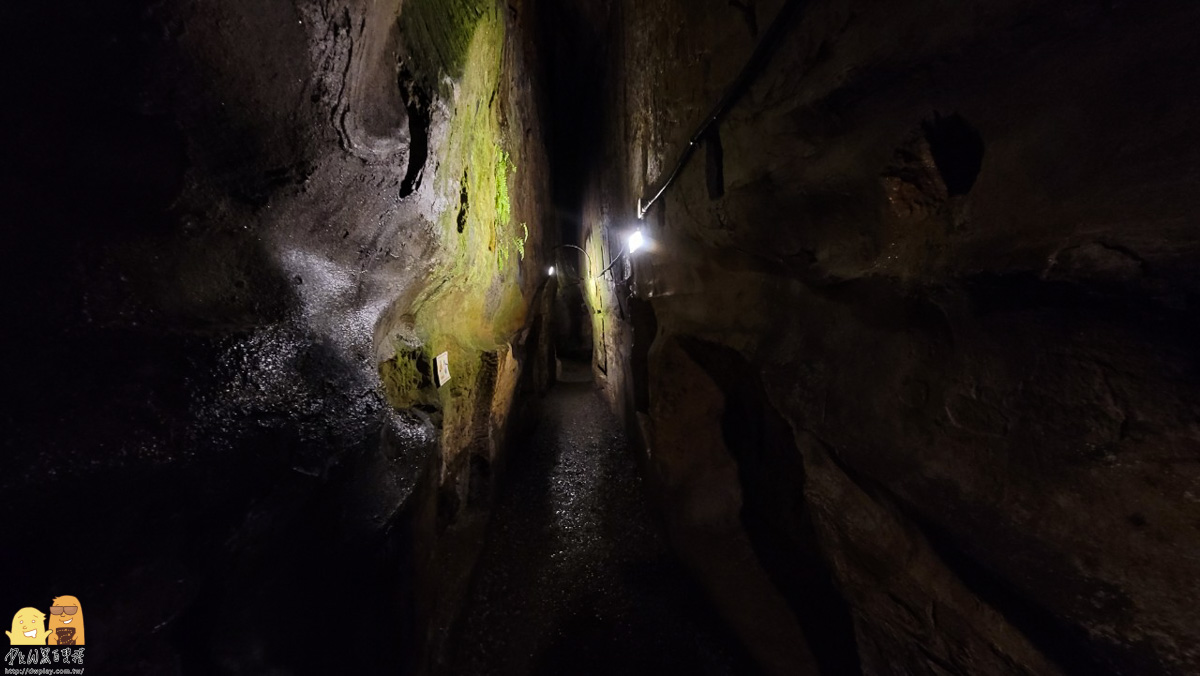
[637,0,807,219]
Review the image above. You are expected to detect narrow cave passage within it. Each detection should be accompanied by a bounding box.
[4,0,1200,674]
[437,358,754,675]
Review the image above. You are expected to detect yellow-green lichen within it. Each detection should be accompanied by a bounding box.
[400,0,491,91]
[380,347,438,409]
[383,1,529,418]
[407,4,526,351]
[495,147,514,225]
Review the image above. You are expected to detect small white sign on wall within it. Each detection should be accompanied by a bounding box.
[434,351,451,387]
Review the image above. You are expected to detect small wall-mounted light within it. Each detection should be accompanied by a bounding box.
[627,229,645,254]
[548,265,555,276]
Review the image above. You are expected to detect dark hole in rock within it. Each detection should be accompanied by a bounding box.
[414,351,433,386]
[399,61,431,198]
[457,171,470,233]
[923,112,985,196]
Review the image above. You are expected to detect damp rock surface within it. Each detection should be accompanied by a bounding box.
[568,0,1200,673]
[440,360,756,676]
[0,0,552,672]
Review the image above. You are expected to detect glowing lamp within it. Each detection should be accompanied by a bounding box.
[627,230,645,254]
[548,266,556,276]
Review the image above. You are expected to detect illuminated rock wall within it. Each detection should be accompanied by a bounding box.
[577,1,1200,673]
[0,0,553,672]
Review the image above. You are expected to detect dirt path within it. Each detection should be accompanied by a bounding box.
[441,360,758,675]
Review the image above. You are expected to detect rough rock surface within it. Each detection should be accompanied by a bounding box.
[5,0,1200,673]
[577,0,1200,674]
[1,0,552,673]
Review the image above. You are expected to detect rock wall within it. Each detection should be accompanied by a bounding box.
[0,0,552,672]
[581,0,1200,673]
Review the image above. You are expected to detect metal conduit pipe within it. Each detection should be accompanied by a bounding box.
[553,243,608,284]
[636,0,807,220]
[556,241,628,281]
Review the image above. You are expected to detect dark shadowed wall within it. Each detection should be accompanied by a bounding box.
[579,1,1200,674]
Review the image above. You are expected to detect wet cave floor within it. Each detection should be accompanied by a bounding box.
[441,359,759,676]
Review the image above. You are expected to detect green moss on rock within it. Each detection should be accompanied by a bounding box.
[386,1,529,428]
[400,0,490,91]
[409,6,526,350]
[380,348,438,409]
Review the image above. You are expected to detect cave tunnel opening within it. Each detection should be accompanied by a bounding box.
[554,277,594,363]
[537,0,613,371]
[5,0,1200,674]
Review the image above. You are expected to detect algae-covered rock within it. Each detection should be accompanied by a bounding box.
[380,347,439,410]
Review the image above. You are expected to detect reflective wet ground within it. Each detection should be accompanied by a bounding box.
[442,359,759,676]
